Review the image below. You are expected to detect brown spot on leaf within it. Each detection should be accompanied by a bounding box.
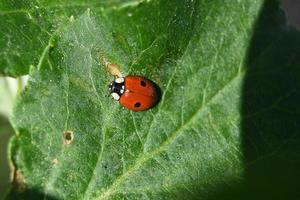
[11,167,26,192]
[99,52,122,77]
[63,130,74,145]
[52,158,59,165]
[107,63,122,77]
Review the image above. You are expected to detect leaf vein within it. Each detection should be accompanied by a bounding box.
[97,68,245,200]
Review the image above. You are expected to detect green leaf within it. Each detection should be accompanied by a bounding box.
[0,0,141,77]
[8,0,300,199]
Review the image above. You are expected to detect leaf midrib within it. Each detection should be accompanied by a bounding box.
[96,68,245,199]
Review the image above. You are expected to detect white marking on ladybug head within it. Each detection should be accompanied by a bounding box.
[115,77,124,84]
[120,85,125,94]
[108,82,113,92]
[111,92,120,101]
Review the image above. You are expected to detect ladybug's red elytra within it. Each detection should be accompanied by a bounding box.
[108,75,160,111]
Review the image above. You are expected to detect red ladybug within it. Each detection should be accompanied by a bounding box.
[108,75,160,111]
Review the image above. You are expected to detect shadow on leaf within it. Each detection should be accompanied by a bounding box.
[167,1,300,200]
[207,0,300,200]
[240,0,300,199]
[6,188,59,200]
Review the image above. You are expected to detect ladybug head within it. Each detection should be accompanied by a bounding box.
[108,77,125,101]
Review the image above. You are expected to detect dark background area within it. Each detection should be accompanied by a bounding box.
[0,116,13,197]
[241,0,300,199]
[282,0,300,29]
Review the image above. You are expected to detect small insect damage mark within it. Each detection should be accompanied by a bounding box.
[99,52,122,77]
[63,130,74,145]
[69,15,75,22]
[52,158,59,165]
[11,167,26,192]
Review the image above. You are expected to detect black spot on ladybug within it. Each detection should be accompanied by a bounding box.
[134,102,141,107]
[140,80,146,87]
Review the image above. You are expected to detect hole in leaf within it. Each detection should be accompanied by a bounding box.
[140,81,146,87]
[52,158,59,165]
[63,130,74,145]
[134,102,141,107]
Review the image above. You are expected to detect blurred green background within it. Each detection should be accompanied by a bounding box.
[0,115,13,197]
[0,0,299,198]
[0,77,22,197]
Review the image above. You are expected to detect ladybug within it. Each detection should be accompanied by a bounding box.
[108,75,160,111]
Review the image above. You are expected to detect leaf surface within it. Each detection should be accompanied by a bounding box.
[0,0,137,76]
